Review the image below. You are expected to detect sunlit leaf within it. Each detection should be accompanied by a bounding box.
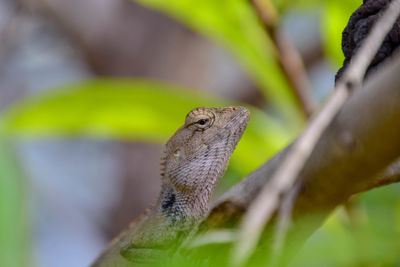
[133,0,301,123]
[271,0,359,68]
[322,0,361,67]
[3,79,291,176]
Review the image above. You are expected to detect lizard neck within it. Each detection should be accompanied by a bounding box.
[156,180,214,224]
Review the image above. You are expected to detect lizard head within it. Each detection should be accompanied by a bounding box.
[160,106,250,193]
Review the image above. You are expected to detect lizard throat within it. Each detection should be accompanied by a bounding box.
[159,185,210,224]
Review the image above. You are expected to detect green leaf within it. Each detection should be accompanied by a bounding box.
[133,0,301,123]
[3,78,291,175]
[0,129,29,267]
[322,0,361,67]
[292,184,400,266]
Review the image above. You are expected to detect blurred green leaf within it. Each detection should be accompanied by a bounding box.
[133,0,301,123]
[290,209,359,267]
[357,185,400,264]
[322,0,361,67]
[270,0,360,67]
[292,184,400,266]
[3,79,291,176]
[0,128,29,267]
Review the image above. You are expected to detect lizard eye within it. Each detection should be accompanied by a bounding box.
[185,108,215,129]
[194,117,212,129]
[198,119,207,125]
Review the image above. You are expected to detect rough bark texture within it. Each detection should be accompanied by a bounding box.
[336,0,400,81]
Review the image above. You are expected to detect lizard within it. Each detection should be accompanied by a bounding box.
[91,106,250,266]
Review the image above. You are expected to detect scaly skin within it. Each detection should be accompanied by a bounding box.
[92,106,250,266]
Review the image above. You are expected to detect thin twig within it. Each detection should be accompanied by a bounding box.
[252,0,316,117]
[270,181,301,266]
[232,0,400,265]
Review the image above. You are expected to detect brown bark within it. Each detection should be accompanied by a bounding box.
[197,53,400,262]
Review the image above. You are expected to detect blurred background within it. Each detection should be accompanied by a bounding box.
[1,0,400,266]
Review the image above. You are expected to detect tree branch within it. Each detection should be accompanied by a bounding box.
[92,2,400,265]
[232,1,400,264]
[359,157,400,193]
[252,0,315,117]
[197,50,400,263]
